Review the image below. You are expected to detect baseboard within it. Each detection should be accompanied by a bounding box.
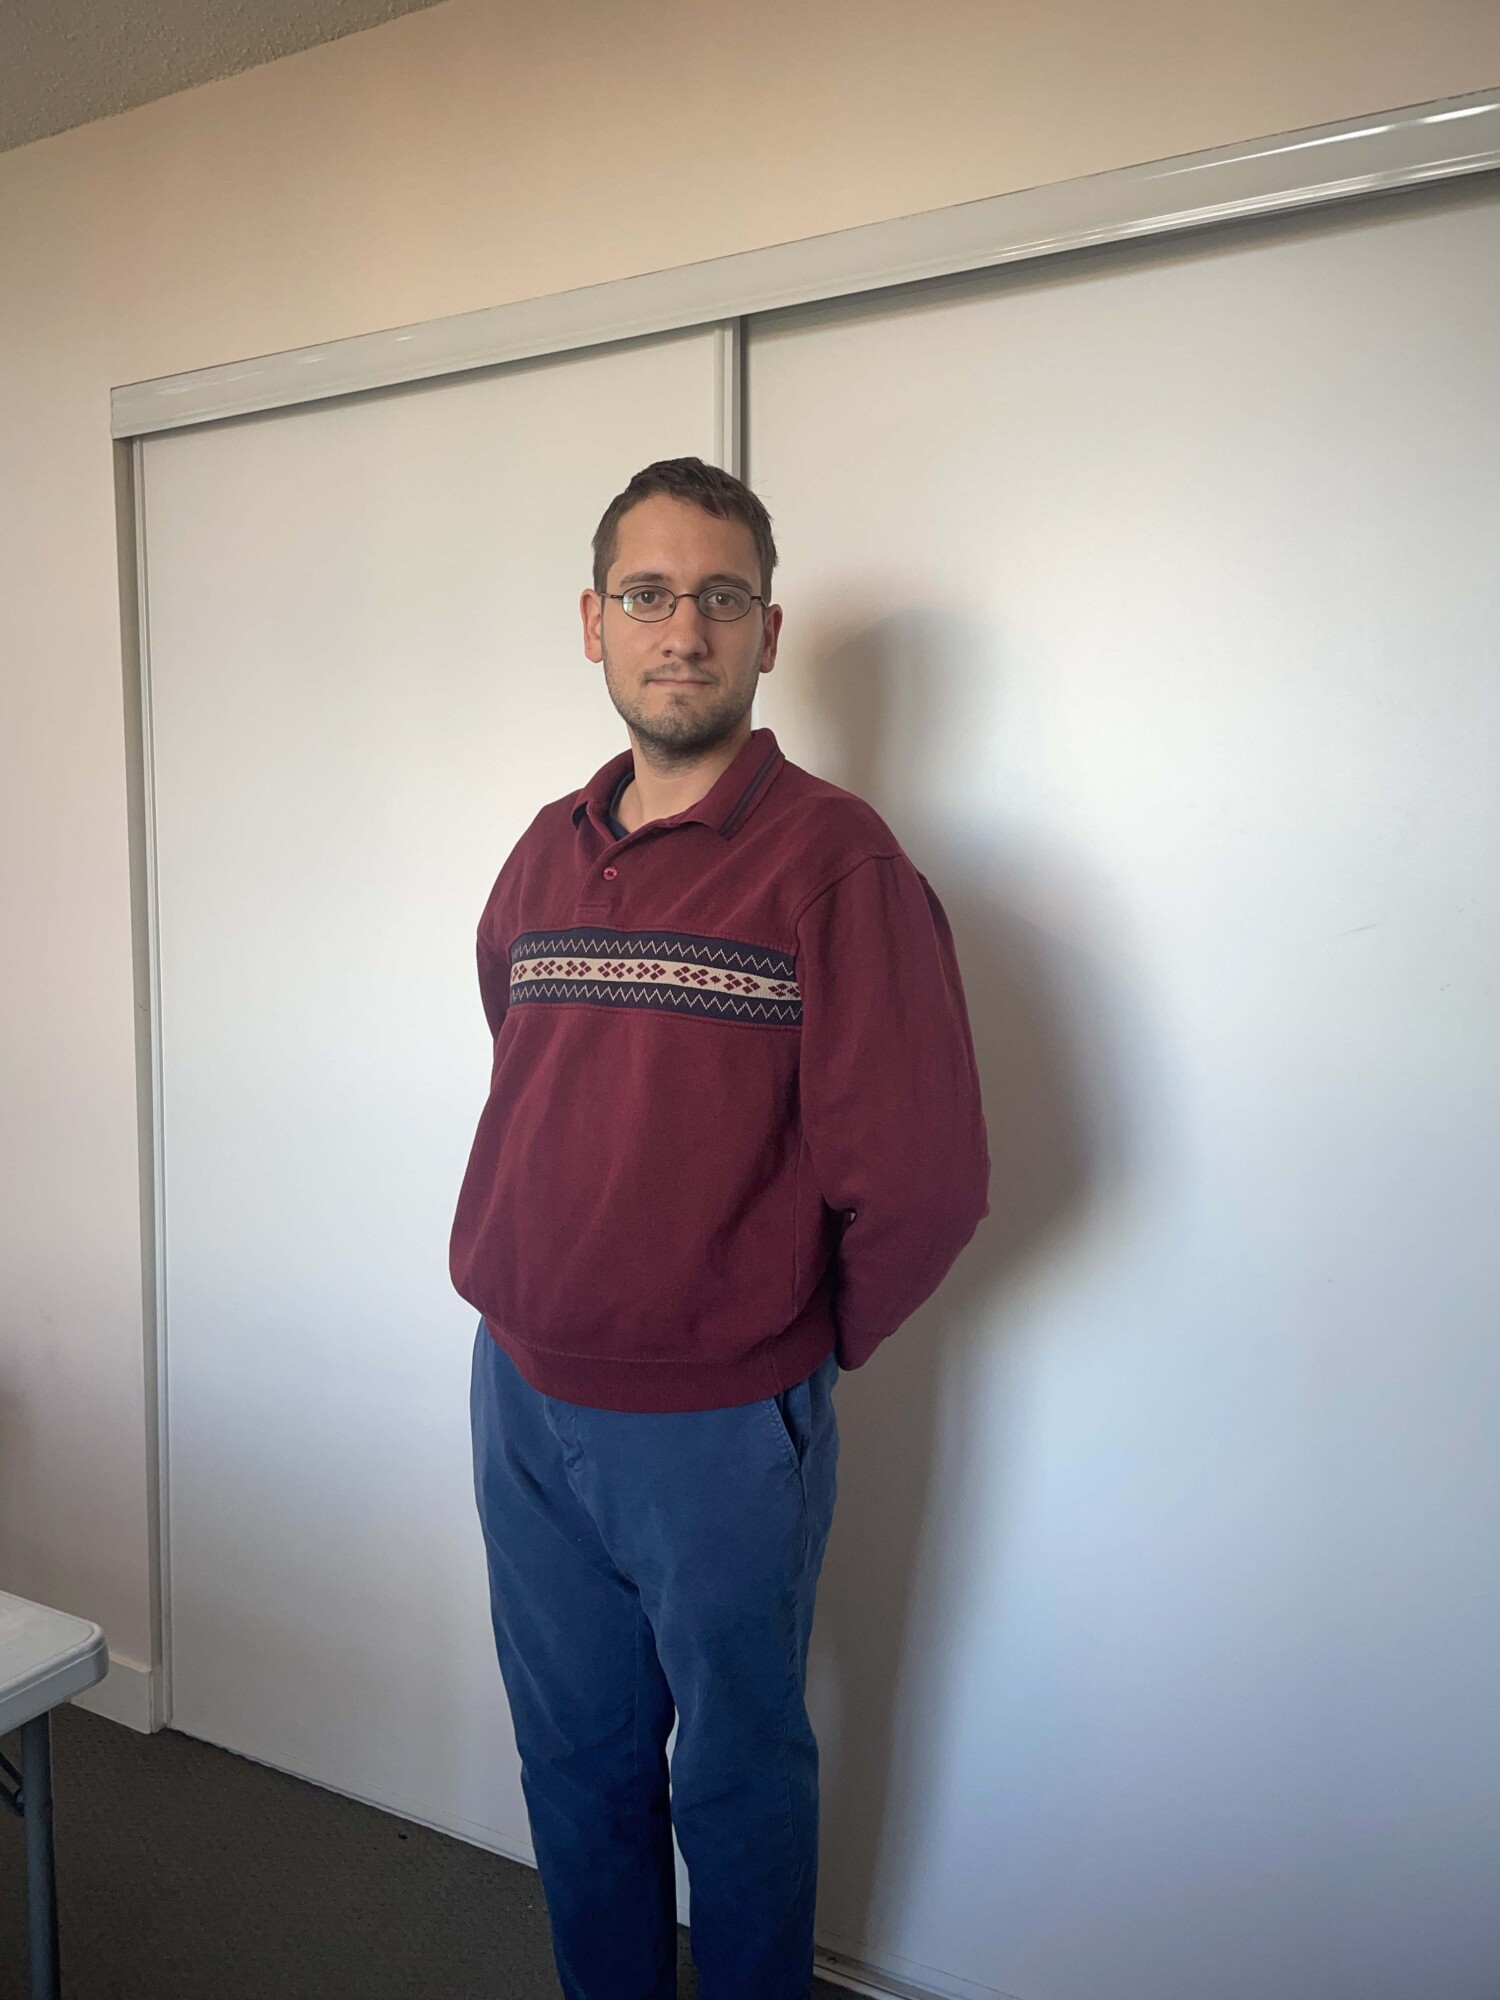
[814,1931,1016,2000]
[68,1652,158,1733]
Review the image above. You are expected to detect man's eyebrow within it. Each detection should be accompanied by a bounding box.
[614,568,757,591]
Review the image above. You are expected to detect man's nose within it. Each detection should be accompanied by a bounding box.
[660,599,709,649]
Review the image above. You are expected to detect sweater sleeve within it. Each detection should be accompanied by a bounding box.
[477,933,510,1041]
[794,853,990,1372]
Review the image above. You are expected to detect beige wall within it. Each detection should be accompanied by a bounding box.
[1,0,1497,1685]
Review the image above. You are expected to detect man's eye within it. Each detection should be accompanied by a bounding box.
[630,589,663,606]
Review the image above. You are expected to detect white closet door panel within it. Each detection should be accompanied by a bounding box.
[750,185,1499,2000]
[145,329,722,1853]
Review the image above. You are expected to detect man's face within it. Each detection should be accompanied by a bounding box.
[581,494,781,758]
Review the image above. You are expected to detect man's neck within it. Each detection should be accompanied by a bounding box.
[616,724,752,833]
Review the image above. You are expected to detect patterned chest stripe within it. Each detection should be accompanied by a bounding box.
[508,927,801,1026]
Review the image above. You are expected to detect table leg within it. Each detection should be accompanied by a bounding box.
[20,1712,60,2000]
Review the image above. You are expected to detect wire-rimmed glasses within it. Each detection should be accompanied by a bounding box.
[604,585,764,623]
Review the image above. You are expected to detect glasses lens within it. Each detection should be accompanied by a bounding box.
[700,588,753,621]
[621,588,672,621]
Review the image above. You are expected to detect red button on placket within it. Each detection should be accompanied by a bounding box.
[602,866,618,880]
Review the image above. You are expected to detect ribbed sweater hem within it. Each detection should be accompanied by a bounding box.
[483,1307,838,1413]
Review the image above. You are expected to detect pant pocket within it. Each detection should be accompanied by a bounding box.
[768,1370,814,1470]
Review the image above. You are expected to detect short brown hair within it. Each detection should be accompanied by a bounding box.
[591,458,778,597]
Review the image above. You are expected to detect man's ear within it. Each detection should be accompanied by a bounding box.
[581,588,604,664]
[758,602,783,677]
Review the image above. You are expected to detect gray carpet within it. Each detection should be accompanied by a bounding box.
[0,1706,846,1998]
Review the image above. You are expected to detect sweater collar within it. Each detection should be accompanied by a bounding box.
[572,727,784,840]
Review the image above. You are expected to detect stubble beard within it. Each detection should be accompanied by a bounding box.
[601,633,761,761]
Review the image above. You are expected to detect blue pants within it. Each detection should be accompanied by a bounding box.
[469,1322,841,2000]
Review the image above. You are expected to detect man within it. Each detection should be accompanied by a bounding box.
[452,457,989,2000]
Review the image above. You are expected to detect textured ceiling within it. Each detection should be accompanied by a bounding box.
[0,0,451,154]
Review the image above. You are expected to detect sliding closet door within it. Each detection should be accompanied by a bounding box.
[748,181,1500,2000]
[144,328,727,1857]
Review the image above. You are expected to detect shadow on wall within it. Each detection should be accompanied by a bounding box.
[793,604,1152,1950]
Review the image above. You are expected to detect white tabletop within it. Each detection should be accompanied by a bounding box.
[0,1591,108,1737]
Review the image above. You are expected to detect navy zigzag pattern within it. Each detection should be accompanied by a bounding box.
[512,975,801,1026]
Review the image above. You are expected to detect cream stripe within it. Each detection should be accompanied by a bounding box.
[511,953,799,1000]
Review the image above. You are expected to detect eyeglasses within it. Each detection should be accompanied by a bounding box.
[604,585,765,624]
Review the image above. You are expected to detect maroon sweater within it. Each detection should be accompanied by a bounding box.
[449,726,990,1412]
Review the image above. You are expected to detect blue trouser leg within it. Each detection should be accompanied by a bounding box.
[470,1329,680,2000]
[470,1322,840,2000]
